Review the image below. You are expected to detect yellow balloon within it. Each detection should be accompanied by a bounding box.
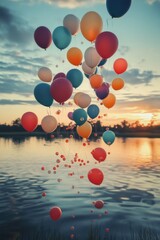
[80,11,103,42]
[41,115,57,133]
[112,78,125,90]
[103,93,116,109]
[77,121,92,138]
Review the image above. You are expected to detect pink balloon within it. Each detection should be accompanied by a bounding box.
[50,77,73,104]
[68,112,73,120]
[34,26,52,50]
[94,200,104,209]
[95,31,118,59]
[50,206,62,221]
[88,168,104,185]
[21,112,38,132]
[91,147,107,162]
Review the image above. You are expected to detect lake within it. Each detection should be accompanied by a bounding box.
[0,136,160,240]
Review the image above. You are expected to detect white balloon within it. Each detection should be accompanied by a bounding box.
[82,61,96,75]
[84,47,102,68]
[38,67,52,82]
[41,115,57,133]
[63,14,80,35]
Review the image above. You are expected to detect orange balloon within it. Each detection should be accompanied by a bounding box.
[112,78,124,90]
[80,11,103,42]
[89,74,103,89]
[67,47,83,66]
[77,121,92,138]
[103,93,116,109]
[113,58,128,74]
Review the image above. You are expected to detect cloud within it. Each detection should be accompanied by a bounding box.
[146,0,160,4]
[0,5,33,47]
[0,99,37,105]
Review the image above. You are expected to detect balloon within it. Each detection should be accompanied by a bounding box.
[38,67,52,82]
[102,93,116,109]
[50,206,62,221]
[88,168,104,185]
[87,104,99,119]
[21,112,38,132]
[102,130,115,145]
[80,11,103,42]
[106,0,132,18]
[113,58,128,74]
[50,77,73,104]
[63,14,80,35]
[75,93,91,108]
[34,26,52,50]
[68,112,73,120]
[89,74,103,89]
[66,69,83,88]
[74,92,83,105]
[53,72,66,80]
[94,200,104,209]
[52,26,71,50]
[82,62,96,75]
[91,147,107,162]
[95,82,110,100]
[41,115,57,133]
[95,31,118,59]
[112,78,124,90]
[76,121,92,138]
[67,47,83,66]
[34,83,53,107]
[98,59,107,67]
[84,47,102,68]
[73,109,87,126]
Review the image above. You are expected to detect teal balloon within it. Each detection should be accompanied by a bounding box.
[102,130,115,145]
[73,109,87,126]
[98,59,107,67]
[34,83,53,107]
[87,104,99,119]
[67,69,83,88]
[52,26,71,50]
[106,0,132,18]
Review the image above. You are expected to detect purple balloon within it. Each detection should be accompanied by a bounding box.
[68,112,73,120]
[95,83,110,99]
[34,26,52,50]
[53,72,66,80]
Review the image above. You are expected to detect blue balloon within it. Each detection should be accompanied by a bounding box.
[87,104,99,119]
[34,83,53,107]
[67,69,83,88]
[106,0,132,18]
[98,59,107,67]
[73,109,87,126]
[52,26,71,50]
[102,130,115,145]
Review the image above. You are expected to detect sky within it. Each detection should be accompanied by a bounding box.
[0,0,160,126]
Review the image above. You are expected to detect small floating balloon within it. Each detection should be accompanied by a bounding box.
[21,112,38,132]
[75,93,91,108]
[67,47,83,66]
[68,112,73,120]
[52,26,71,50]
[34,83,53,107]
[34,26,52,50]
[67,69,83,88]
[82,61,96,75]
[89,74,103,89]
[95,82,110,100]
[50,206,62,221]
[94,200,104,209]
[113,58,128,74]
[53,72,66,80]
[63,14,80,35]
[73,108,87,126]
[84,47,101,68]
[38,67,52,82]
[98,59,107,67]
[41,115,57,133]
[112,78,124,90]
[103,130,115,145]
[95,31,118,59]
[88,168,104,185]
[87,104,99,119]
[91,147,107,162]
[102,93,116,109]
[106,0,132,18]
[76,121,92,138]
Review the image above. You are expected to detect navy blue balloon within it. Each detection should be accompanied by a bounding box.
[67,69,83,88]
[34,83,53,107]
[106,0,132,18]
[52,26,71,50]
[95,83,109,100]
[73,109,87,126]
[98,59,107,67]
[87,104,100,119]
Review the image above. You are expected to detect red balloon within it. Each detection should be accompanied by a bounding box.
[95,31,118,59]
[50,77,73,104]
[50,206,62,221]
[91,147,107,162]
[113,58,128,74]
[34,26,52,50]
[88,168,104,185]
[21,112,38,132]
[94,200,104,209]
[53,72,66,80]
